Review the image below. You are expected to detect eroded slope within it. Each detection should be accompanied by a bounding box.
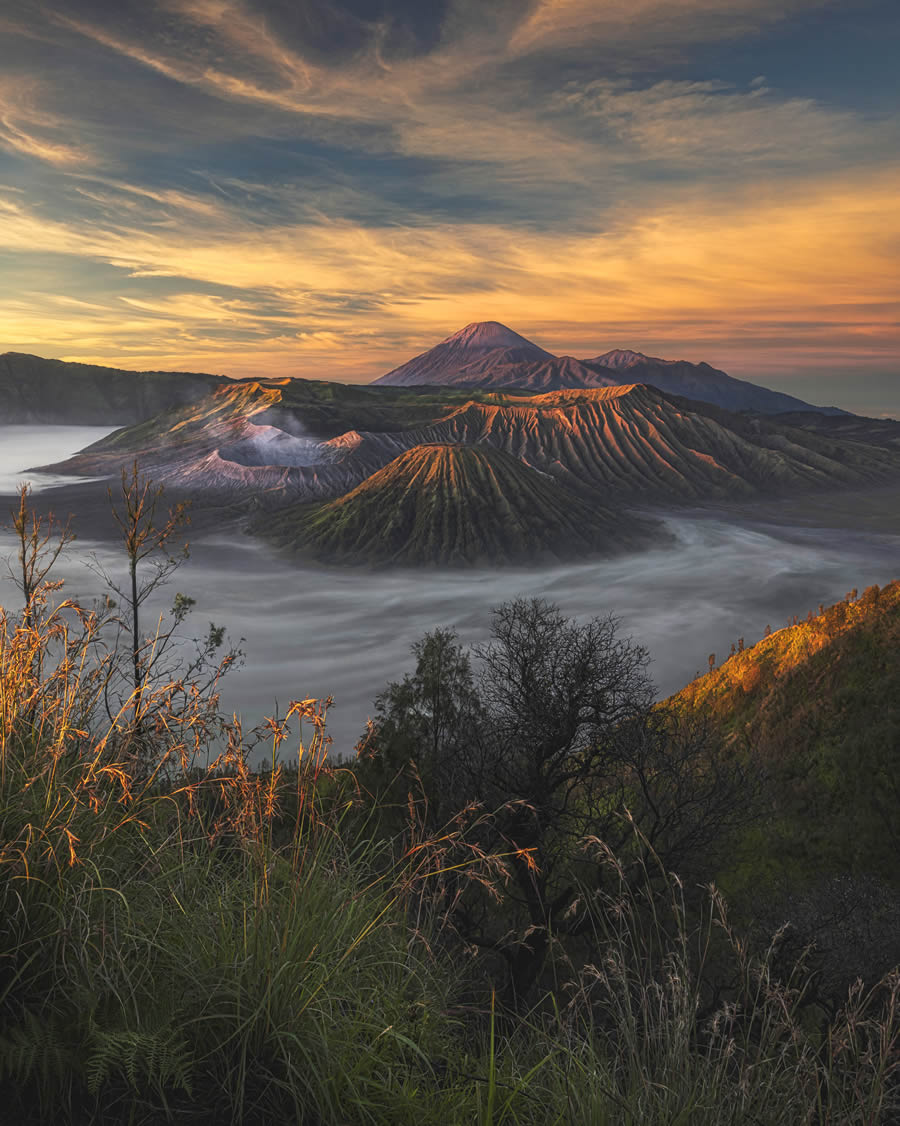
[259,444,649,566]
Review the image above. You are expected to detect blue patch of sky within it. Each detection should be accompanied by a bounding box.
[320,0,451,52]
[675,0,900,113]
[120,135,593,229]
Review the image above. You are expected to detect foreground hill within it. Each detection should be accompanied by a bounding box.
[670,581,900,886]
[46,383,900,511]
[372,322,845,415]
[257,443,647,566]
[0,352,226,424]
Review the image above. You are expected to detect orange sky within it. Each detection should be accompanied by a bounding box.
[1,1,898,412]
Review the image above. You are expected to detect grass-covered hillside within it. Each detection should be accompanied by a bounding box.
[670,581,900,884]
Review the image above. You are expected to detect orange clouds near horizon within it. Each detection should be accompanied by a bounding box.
[1,166,897,387]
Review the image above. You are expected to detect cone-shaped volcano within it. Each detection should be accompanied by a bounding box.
[260,443,648,566]
[372,322,552,386]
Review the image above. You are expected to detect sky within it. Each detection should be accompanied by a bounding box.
[0,0,898,414]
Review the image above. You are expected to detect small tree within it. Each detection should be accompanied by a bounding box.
[4,484,75,627]
[107,462,190,734]
[358,627,481,826]
[90,461,237,769]
[364,599,747,1003]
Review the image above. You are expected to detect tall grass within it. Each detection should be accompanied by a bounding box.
[0,590,898,1123]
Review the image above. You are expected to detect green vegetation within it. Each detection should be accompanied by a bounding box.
[1,490,898,1122]
[85,380,526,454]
[261,444,648,565]
[669,583,900,985]
[262,380,532,438]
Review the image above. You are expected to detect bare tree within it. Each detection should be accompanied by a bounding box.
[364,599,750,1003]
[107,462,190,733]
[4,484,75,626]
[86,462,240,770]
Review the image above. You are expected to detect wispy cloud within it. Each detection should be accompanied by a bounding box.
[0,80,91,166]
[1,161,897,380]
[0,0,895,401]
[509,0,836,55]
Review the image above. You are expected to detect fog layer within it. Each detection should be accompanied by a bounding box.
[0,426,119,493]
[1,427,898,758]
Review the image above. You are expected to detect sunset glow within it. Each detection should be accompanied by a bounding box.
[1,1,898,413]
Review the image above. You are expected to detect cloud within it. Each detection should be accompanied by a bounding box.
[0,0,896,391]
[0,80,91,166]
[509,0,837,56]
[550,78,869,166]
[0,161,897,379]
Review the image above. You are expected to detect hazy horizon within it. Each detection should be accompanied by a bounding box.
[5,327,898,421]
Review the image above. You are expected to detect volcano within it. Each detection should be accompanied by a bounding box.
[371,323,846,415]
[258,443,649,566]
[371,322,554,387]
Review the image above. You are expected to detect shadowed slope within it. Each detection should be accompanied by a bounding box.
[371,323,843,415]
[581,350,846,415]
[0,352,226,424]
[260,444,648,566]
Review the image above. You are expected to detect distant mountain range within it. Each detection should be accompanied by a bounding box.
[5,331,896,567]
[0,324,849,428]
[373,321,847,416]
[0,352,225,425]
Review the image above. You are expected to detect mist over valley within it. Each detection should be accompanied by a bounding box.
[2,424,897,758]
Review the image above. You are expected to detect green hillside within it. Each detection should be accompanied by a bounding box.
[260,443,650,565]
[669,581,900,887]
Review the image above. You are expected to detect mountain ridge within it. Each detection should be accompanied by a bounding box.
[373,321,847,416]
[43,381,900,510]
[0,351,227,425]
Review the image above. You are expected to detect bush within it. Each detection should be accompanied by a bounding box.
[1,591,898,1123]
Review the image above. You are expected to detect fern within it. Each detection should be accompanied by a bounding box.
[84,1024,193,1096]
[0,1009,74,1090]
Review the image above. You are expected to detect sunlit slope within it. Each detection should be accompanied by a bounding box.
[406,386,900,499]
[669,581,900,882]
[45,382,900,505]
[260,444,647,566]
[0,352,225,424]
